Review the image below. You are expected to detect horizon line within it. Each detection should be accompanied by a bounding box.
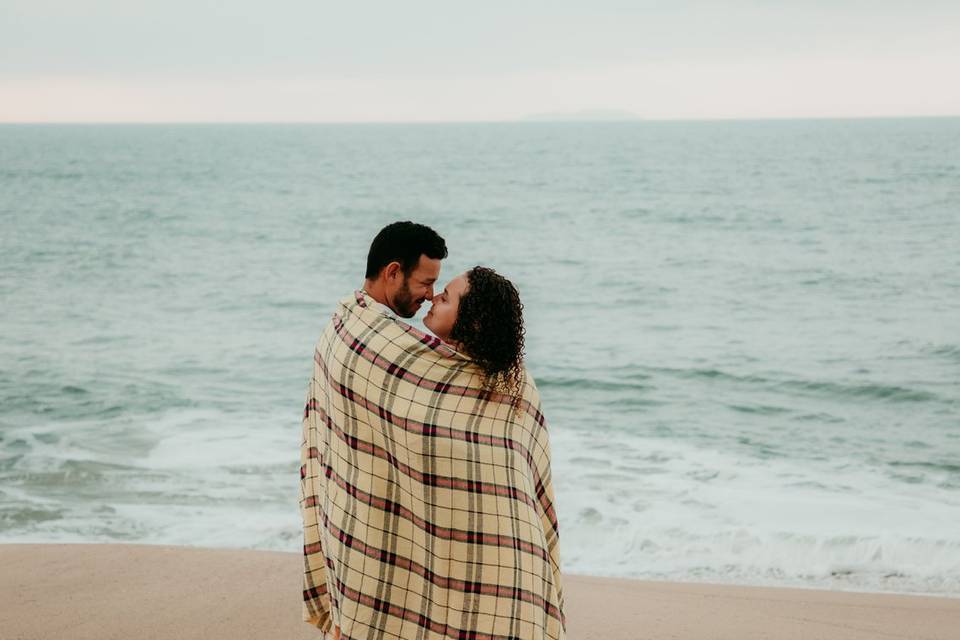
[1,114,959,126]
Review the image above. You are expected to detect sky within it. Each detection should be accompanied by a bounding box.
[2,1,959,122]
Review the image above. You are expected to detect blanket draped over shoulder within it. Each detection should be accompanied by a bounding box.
[300,291,566,640]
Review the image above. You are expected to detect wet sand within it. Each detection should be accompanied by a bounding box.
[1,544,957,639]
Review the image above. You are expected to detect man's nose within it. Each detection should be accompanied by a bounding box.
[424,287,434,301]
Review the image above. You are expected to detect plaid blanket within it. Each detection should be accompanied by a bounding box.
[300,291,566,640]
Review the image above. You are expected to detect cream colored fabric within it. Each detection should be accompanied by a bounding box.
[300,290,565,639]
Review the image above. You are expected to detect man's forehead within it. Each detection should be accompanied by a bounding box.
[412,255,442,279]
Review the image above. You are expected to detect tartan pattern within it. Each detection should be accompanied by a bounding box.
[300,291,566,640]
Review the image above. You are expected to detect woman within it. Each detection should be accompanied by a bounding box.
[424,266,526,406]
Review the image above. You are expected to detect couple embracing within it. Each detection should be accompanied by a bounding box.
[300,221,566,640]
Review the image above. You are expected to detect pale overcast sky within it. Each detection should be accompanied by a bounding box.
[2,1,959,122]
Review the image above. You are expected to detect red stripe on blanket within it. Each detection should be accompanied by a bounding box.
[319,507,564,624]
[304,442,550,562]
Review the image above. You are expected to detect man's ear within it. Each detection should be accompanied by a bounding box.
[384,261,402,281]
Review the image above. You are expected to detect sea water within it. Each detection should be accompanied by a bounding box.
[1,120,958,595]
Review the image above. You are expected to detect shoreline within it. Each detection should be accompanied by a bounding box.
[2,543,958,639]
[5,538,953,600]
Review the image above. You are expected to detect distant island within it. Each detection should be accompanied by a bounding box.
[519,109,642,122]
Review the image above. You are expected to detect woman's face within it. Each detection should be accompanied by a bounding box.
[424,273,469,342]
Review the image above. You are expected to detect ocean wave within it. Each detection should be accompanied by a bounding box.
[790,411,846,423]
[536,376,654,392]
[726,403,792,416]
[777,379,938,402]
[888,460,960,474]
[0,169,85,180]
[926,343,960,361]
[639,365,942,403]
[547,426,960,595]
[0,378,195,420]
[561,526,960,596]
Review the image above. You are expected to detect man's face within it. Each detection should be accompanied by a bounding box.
[387,255,441,318]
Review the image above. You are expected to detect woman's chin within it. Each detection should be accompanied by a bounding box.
[425,320,450,342]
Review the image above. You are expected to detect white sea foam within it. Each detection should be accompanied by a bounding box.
[3,407,959,595]
[549,426,960,594]
[17,406,959,594]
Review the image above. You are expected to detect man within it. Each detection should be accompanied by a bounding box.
[360,221,447,319]
[302,220,448,640]
[300,221,565,640]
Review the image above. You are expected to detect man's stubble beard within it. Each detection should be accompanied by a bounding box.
[391,276,420,318]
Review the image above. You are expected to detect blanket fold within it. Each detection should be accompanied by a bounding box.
[300,290,565,640]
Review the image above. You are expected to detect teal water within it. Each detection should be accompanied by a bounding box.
[1,120,959,594]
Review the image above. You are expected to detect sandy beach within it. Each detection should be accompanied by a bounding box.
[0,544,957,640]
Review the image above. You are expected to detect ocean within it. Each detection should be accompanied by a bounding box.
[1,119,958,596]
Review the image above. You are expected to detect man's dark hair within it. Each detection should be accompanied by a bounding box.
[365,221,447,279]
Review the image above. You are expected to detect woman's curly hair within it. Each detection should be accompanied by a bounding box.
[449,266,526,404]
